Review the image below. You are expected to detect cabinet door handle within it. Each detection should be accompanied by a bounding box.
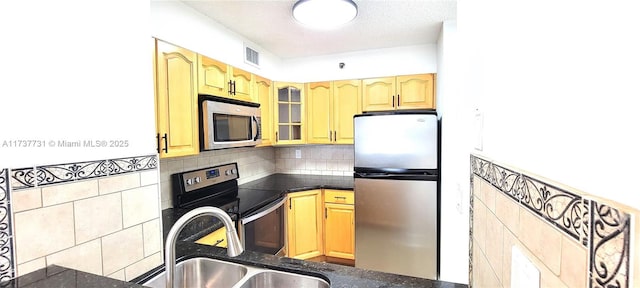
[325,207,328,219]
[276,131,278,142]
[156,133,160,153]
[392,95,395,107]
[232,80,237,95]
[289,199,292,210]
[334,131,337,142]
[228,80,233,95]
[397,94,400,107]
[162,133,168,153]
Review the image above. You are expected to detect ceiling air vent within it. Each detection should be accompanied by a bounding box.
[244,45,260,67]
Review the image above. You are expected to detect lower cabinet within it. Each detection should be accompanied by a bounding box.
[286,190,324,259]
[324,190,355,260]
[195,226,227,248]
[286,189,355,262]
[324,203,355,259]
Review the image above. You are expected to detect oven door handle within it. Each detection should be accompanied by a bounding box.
[240,197,286,224]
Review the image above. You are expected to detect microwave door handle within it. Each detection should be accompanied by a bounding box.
[252,116,259,141]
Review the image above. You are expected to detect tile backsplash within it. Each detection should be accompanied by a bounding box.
[470,155,638,288]
[3,155,163,282]
[159,147,276,209]
[275,145,354,176]
[159,145,354,209]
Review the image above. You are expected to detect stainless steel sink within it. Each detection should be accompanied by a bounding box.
[142,257,248,288]
[141,257,329,288]
[237,271,330,288]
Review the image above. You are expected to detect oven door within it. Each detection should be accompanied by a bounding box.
[239,197,286,256]
[202,98,261,150]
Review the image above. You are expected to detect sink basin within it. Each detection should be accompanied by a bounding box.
[142,257,248,288]
[237,271,330,288]
[141,257,329,288]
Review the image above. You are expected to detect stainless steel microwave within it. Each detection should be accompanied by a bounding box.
[200,95,261,150]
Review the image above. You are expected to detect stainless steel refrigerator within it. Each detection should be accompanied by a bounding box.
[354,111,439,279]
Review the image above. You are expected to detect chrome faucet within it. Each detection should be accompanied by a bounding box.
[164,206,244,288]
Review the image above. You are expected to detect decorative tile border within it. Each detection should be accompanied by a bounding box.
[10,155,158,190]
[470,154,633,288]
[590,201,630,288]
[1,154,158,283]
[0,169,15,283]
[471,156,585,244]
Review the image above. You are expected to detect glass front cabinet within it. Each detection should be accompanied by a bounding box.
[274,82,305,144]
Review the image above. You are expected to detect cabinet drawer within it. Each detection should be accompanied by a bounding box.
[324,190,354,204]
[195,226,227,248]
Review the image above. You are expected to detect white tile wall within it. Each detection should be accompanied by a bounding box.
[10,168,163,281]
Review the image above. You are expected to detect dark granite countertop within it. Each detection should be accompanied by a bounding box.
[132,242,467,288]
[2,265,144,288]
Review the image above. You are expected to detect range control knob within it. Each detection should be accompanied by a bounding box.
[231,169,237,175]
[225,170,231,176]
[194,176,201,183]
[185,178,193,186]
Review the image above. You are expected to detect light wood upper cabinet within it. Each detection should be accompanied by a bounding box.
[362,77,396,112]
[307,82,332,144]
[307,80,361,144]
[332,80,361,144]
[230,67,254,102]
[396,74,435,109]
[362,74,434,111]
[287,190,323,260]
[255,76,274,146]
[154,39,199,158]
[274,82,305,145]
[197,54,254,103]
[198,55,229,97]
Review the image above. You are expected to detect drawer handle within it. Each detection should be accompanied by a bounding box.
[334,196,347,200]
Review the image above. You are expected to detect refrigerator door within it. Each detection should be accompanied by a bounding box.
[354,113,438,170]
[354,177,437,279]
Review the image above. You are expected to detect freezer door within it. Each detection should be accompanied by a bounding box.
[354,177,437,279]
[354,114,438,170]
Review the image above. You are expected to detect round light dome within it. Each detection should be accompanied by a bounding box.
[292,0,358,30]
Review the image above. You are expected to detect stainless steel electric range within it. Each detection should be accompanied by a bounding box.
[171,163,285,255]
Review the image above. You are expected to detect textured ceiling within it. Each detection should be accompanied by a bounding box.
[181,0,457,59]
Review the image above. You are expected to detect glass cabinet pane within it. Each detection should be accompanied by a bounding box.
[278,88,289,102]
[278,103,289,123]
[291,104,301,123]
[291,88,301,102]
[292,125,301,140]
[279,125,289,140]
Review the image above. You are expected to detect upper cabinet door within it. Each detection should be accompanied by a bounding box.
[362,74,435,112]
[362,77,396,112]
[255,76,273,146]
[230,67,254,102]
[198,55,229,96]
[274,82,305,145]
[332,80,361,144]
[397,74,434,110]
[155,40,199,158]
[307,82,332,144]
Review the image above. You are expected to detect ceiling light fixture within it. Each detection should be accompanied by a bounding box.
[292,0,358,30]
